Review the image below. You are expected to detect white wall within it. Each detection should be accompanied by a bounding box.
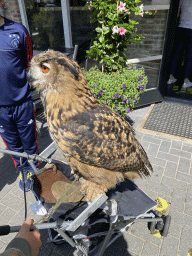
[152,0,170,4]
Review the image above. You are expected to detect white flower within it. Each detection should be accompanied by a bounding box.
[139,4,144,12]
[124,9,130,14]
[87,0,92,9]
[112,25,119,34]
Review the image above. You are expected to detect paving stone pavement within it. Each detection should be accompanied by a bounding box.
[0,102,191,256]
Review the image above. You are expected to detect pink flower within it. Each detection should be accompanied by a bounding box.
[0,0,4,7]
[118,1,126,12]
[113,25,119,34]
[139,11,144,17]
[119,27,127,35]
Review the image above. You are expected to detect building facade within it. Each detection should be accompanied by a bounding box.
[1,0,176,106]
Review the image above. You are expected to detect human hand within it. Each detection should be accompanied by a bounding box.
[16,218,42,256]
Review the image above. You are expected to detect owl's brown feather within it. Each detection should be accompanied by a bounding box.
[28,49,153,201]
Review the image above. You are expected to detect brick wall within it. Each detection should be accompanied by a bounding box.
[3,0,21,23]
[125,10,168,59]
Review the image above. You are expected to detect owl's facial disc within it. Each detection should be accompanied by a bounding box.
[27,62,51,89]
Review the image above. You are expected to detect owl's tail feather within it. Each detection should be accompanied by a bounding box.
[134,137,153,177]
[123,165,151,181]
[139,165,151,178]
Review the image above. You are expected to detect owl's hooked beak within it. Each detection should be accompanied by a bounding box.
[27,69,36,89]
[27,69,32,88]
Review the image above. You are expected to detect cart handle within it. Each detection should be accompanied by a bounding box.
[0,219,72,236]
[0,148,51,164]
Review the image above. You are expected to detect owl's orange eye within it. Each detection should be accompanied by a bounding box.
[42,65,49,73]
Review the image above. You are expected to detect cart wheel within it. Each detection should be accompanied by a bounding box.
[153,209,161,217]
[161,215,171,237]
[156,220,164,231]
[148,221,157,232]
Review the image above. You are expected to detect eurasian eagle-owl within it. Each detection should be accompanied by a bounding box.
[27,49,153,202]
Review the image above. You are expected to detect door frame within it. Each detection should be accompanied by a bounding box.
[128,4,173,108]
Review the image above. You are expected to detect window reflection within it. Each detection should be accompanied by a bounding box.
[24,0,65,51]
[70,0,97,45]
[125,0,169,90]
[137,60,161,89]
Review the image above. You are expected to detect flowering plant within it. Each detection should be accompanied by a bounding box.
[0,0,4,7]
[82,64,148,117]
[84,0,150,73]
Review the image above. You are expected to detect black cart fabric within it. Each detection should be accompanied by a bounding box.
[30,160,157,220]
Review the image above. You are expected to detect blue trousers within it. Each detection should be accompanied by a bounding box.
[170,27,192,79]
[0,98,39,172]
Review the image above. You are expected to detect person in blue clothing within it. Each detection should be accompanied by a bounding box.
[0,15,39,191]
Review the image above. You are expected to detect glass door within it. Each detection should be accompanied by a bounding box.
[125,0,171,107]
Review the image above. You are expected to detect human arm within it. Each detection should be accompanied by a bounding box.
[0,219,41,256]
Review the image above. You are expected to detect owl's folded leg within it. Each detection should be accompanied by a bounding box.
[79,178,107,202]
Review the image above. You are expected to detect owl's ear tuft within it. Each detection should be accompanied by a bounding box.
[56,58,79,80]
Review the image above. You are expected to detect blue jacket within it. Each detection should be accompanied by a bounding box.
[0,17,33,106]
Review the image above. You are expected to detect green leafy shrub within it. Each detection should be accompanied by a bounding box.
[82,64,148,117]
[84,0,151,73]
[82,0,152,116]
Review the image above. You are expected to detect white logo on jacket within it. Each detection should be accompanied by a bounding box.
[9,34,20,48]
[28,119,34,125]
[0,125,5,133]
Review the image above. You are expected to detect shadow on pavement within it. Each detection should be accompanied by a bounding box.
[38,229,134,256]
[0,108,53,195]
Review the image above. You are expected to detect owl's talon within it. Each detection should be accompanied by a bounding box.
[80,181,106,202]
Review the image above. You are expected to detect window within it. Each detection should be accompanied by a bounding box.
[69,0,97,46]
[24,0,65,51]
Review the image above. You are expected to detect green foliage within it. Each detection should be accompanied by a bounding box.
[84,0,149,72]
[82,65,148,117]
[188,248,192,256]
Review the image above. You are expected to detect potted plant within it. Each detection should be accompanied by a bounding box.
[83,64,147,117]
[82,0,151,116]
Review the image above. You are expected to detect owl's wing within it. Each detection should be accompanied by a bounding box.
[54,105,152,176]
